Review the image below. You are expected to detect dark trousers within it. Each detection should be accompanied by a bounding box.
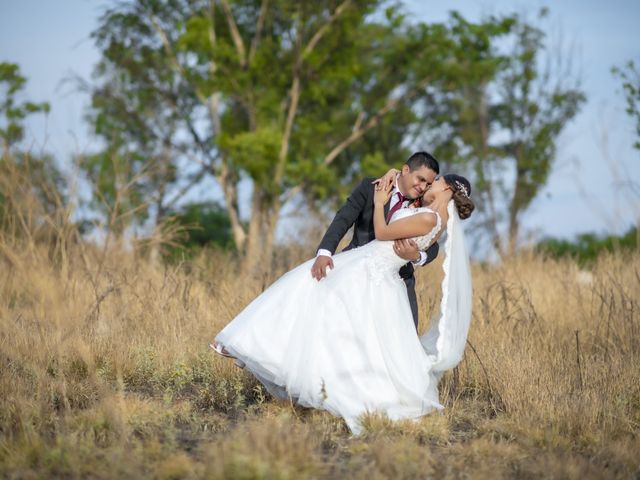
[403,275,418,329]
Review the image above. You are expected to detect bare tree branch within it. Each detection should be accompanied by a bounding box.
[275,16,304,185]
[150,8,247,250]
[207,1,222,138]
[217,161,246,248]
[352,111,365,133]
[163,166,208,211]
[249,0,269,64]
[302,0,352,61]
[322,76,432,166]
[220,0,247,66]
[149,14,210,107]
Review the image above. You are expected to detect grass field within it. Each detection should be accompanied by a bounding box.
[1,228,639,478]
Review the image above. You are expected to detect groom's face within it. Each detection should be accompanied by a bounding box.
[398,165,437,199]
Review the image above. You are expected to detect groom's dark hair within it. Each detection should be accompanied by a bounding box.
[406,151,439,174]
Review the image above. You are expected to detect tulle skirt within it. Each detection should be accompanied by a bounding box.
[215,240,443,434]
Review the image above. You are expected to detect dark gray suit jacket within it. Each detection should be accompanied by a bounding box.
[316,178,439,328]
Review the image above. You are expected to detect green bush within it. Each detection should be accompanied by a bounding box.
[537,226,638,265]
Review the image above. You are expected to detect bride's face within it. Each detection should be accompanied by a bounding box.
[421,175,450,204]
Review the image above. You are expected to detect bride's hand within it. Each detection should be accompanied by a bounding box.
[374,182,393,206]
[372,168,399,191]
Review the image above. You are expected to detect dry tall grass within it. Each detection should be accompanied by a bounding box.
[1,167,639,478]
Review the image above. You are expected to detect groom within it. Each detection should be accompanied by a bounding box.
[310,151,440,328]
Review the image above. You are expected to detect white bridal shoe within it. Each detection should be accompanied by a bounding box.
[210,342,246,368]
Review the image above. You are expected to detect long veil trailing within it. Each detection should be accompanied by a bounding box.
[420,200,472,372]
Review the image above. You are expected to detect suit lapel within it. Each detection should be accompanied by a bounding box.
[383,186,400,223]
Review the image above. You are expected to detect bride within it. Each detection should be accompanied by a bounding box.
[212,173,475,434]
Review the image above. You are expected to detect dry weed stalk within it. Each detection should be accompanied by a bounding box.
[0,157,638,477]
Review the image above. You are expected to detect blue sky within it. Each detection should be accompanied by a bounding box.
[1,0,639,243]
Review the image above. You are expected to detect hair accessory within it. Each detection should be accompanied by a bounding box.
[454,180,469,197]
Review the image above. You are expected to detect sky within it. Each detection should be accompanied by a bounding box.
[0,0,639,244]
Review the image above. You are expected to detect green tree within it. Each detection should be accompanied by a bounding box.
[416,10,584,257]
[537,226,639,265]
[0,63,65,233]
[612,60,640,150]
[163,201,234,261]
[495,11,585,255]
[84,0,516,270]
[411,12,515,254]
[85,2,575,263]
[0,62,50,152]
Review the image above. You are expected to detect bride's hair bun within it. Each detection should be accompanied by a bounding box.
[443,174,475,220]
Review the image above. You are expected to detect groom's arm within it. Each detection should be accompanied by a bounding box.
[316,178,372,255]
[422,242,440,265]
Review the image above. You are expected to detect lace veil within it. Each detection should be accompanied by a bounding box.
[419,200,472,372]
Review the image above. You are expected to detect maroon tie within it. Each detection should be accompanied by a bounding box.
[386,192,405,223]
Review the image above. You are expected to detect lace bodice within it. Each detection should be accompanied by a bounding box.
[359,207,442,283]
[390,206,442,251]
[363,206,443,285]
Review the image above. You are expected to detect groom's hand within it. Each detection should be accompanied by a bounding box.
[394,239,420,262]
[311,256,334,281]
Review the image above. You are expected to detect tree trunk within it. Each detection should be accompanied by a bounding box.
[242,190,278,274]
[506,144,526,258]
[263,197,282,268]
[224,179,246,250]
[507,175,522,258]
[507,214,519,258]
[476,84,505,257]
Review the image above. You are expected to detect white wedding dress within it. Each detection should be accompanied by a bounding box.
[215,204,471,434]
